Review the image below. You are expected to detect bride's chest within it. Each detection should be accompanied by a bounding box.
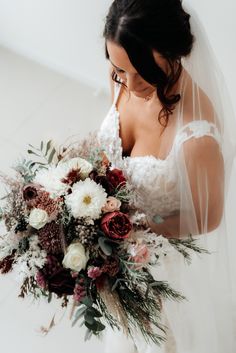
[118,99,177,160]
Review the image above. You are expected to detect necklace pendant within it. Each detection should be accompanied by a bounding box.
[144,95,152,101]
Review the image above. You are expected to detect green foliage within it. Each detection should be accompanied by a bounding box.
[72,297,105,339]
[27,140,58,168]
[98,236,113,256]
[169,235,210,263]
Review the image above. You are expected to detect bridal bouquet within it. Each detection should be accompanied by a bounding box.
[0,135,207,344]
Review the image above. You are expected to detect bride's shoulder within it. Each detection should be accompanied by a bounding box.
[175,75,223,158]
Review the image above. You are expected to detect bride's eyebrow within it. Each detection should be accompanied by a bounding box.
[109,59,125,71]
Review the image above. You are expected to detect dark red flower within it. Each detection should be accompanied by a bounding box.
[106,169,126,189]
[101,211,132,240]
[40,255,75,296]
[0,251,16,274]
[38,221,64,255]
[61,168,81,185]
[101,257,120,277]
[23,184,38,201]
[89,171,114,194]
[48,268,75,296]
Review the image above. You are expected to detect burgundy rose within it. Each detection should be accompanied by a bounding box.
[40,255,75,296]
[106,169,126,189]
[48,267,75,296]
[100,211,132,240]
[89,171,114,194]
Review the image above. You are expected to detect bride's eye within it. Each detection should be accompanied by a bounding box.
[115,68,125,74]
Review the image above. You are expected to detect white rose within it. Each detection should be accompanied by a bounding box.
[62,243,88,272]
[29,208,49,230]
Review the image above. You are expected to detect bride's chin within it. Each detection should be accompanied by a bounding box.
[132,88,149,98]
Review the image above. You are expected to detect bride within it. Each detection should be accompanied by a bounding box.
[98,0,236,352]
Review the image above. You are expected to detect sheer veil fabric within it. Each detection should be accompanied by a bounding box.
[102,1,236,352]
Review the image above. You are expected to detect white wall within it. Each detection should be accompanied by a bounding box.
[0,0,235,108]
[0,0,112,92]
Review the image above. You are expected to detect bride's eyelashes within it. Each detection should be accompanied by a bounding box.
[115,67,125,73]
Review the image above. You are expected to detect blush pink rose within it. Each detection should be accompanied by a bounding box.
[102,196,121,213]
[130,244,150,269]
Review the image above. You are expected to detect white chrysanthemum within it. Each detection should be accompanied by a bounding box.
[34,164,70,198]
[65,179,107,220]
[62,157,93,180]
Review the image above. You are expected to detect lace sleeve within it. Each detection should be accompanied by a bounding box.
[174,120,222,154]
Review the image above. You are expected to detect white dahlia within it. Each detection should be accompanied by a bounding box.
[59,157,93,180]
[65,179,107,220]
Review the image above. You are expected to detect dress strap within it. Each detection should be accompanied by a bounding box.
[173,120,222,153]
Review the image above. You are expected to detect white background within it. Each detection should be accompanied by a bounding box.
[0,1,235,352]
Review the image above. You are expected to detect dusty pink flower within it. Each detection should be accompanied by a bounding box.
[87,266,103,279]
[102,196,121,213]
[36,193,60,220]
[24,183,61,221]
[130,244,150,269]
[73,283,86,302]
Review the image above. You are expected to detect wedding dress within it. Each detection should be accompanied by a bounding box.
[97,2,236,352]
[98,79,235,353]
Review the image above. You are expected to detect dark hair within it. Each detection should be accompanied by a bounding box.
[103,0,194,127]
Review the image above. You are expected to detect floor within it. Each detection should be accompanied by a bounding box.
[0,45,109,353]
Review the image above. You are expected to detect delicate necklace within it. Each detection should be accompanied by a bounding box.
[144,90,156,102]
[144,94,152,102]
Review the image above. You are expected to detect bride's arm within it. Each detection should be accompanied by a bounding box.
[147,136,224,238]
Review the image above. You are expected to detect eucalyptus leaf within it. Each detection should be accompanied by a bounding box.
[47,292,52,303]
[86,307,103,318]
[97,230,106,237]
[84,312,95,325]
[48,147,56,164]
[45,140,52,156]
[28,143,39,151]
[85,320,105,332]
[40,141,44,151]
[72,306,87,327]
[98,237,113,256]
[84,328,93,341]
[81,296,93,307]
[27,150,41,157]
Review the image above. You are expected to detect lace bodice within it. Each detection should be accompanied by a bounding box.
[98,82,222,219]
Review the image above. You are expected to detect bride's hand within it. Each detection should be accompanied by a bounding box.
[146,213,181,239]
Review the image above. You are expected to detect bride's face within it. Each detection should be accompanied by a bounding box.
[106,40,169,98]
